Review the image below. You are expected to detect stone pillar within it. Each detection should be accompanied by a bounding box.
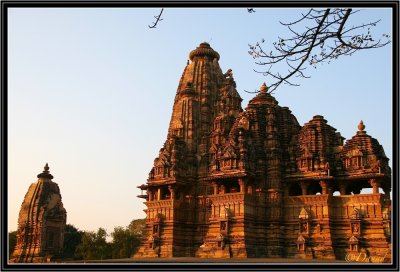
[319,180,328,195]
[300,182,308,195]
[220,184,226,194]
[238,178,245,193]
[157,188,161,200]
[212,182,218,195]
[168,186,175,199]
[327,186,333,196]
[247,184,253,194]
[369,178,381,194]
[339,183,347,195]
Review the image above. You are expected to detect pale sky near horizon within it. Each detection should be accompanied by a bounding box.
[8,7,393,235]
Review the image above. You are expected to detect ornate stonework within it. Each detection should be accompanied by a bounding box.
[134,43,391,261]
[10,164,67,263]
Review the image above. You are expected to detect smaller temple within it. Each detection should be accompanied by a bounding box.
[10,163,67,263]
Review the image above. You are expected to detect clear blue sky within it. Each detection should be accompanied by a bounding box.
[8,8,392,234]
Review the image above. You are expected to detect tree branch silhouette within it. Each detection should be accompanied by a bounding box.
[149,8,256,28]
[148,8,164,28]
[248,8,391,93]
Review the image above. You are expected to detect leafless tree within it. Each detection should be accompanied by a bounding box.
[248,8,391,93]
[148,8,164,28]
[147,8,390,93]
[148,8,255,28]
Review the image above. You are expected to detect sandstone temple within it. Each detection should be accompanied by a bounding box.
[10,164,67,263]
[134,42,391,260]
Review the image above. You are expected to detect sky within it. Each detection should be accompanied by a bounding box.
[7,8,393,235]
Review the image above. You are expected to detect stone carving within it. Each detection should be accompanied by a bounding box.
[301,221,308,233]
[316,223,321,234]
[134,43,392,260]
[223,69,233,78]
[352,223,359,233]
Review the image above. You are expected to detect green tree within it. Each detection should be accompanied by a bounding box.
[62,224,82,260]
[94,228,112,260]
[128,218,146,238]
[110,226,141,259]
[74,228,112,260]
[8,231,17,257]
[110,219,146,259]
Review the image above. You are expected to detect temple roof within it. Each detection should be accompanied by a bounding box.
[343,120,388,158]
[18,163,66,226]
[189,42,220,61]
[139,43,391,192]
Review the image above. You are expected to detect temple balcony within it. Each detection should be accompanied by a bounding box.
[145,199,174,209]
[208,192,257,206]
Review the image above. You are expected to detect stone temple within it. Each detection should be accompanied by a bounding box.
[134,42,391,260]
[10,164,66,263]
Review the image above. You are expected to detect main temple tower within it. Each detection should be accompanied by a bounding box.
[134,43,391,260]
[135,42,243,257]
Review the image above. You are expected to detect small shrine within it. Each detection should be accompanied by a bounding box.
[10,164,67,263]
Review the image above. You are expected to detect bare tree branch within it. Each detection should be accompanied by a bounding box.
[149,8,164,29]
[149,8,256,29]
[248,8,391,92]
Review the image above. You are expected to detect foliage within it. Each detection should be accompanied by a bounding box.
[110,226,141,259]
[57,219,146,260]
[7,219,146,261]
[8,231,17,257]
[109,219,146,258]
[74,228,112,260]
[128,218,146,237]
[61,224,83,260]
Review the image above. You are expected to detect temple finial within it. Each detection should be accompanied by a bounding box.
[358,120,365,131]
[260,82,269,93]
[37,162,53,179]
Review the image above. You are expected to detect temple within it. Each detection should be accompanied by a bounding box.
[134,43,391,260]
[10,164,67,263]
